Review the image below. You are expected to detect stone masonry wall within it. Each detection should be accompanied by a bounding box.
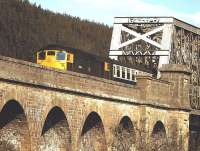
[0,56,192,151]
[0,82,190,151]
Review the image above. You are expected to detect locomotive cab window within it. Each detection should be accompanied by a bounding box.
[56,51,66,60]
[47,51,55,56]
[38,51,45,60]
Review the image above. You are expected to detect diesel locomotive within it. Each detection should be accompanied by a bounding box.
[36,45,152,84]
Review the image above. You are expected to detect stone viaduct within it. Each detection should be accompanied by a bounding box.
[0,56,199,151]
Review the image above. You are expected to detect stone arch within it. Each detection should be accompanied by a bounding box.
[79,111,107,151]
[151,121,167,151]
[38,106,71,151]
[112,116,135,151]
[0,88,18,112]
[0,100,31,151]
[152,121,167,137]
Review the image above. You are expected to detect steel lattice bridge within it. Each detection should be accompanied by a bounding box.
[109,17,200,109]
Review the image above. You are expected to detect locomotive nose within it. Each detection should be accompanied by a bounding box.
[46,57,53,63]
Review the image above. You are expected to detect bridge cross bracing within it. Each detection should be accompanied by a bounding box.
[109,17,200,110]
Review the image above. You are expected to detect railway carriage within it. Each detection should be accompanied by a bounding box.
[36,45,151,84]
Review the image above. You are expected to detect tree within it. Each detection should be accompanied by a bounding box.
[0,0,112,62]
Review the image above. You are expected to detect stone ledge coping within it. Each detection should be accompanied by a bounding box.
[160,64,192,75]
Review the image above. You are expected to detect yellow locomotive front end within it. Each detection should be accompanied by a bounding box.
[37,49,73,70]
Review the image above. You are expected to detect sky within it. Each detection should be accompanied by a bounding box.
[29,0,200,27]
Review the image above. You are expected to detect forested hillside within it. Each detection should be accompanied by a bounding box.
[0,0,112,62]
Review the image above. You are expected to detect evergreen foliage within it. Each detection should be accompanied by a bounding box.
[0,0,112,62]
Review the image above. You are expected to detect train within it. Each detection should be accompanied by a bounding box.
[36,45,152,84]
